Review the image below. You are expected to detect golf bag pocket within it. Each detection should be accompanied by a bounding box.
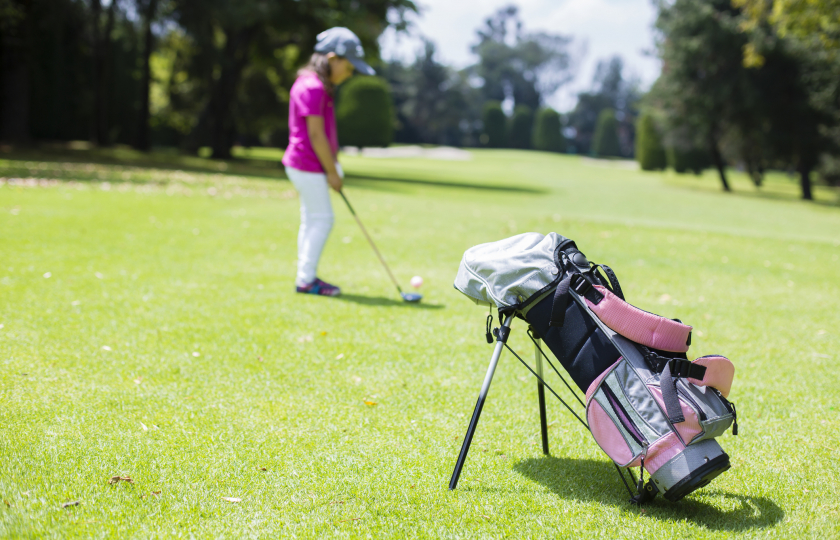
[586,359,668,467]
[687,356,734,398]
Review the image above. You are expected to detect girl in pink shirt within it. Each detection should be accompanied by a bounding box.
[282,27,375,297]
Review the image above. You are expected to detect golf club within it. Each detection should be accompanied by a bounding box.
[339,190,422,303]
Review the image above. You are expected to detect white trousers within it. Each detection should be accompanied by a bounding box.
[285,165,342,286]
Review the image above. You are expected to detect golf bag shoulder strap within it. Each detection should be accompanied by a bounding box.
[549,274,604,327]
[584,285,692,353]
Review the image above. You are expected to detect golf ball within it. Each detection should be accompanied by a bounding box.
[410,275,423,288]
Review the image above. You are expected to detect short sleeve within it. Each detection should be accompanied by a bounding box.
[293,78,326,118]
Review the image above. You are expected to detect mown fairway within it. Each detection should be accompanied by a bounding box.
[1,148,838,538]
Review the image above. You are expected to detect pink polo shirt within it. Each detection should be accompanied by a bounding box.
[282,72,338,173]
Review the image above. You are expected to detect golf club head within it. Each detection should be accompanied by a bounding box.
[401,292,423,303]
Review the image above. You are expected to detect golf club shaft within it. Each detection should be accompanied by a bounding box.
[339,191,403,294]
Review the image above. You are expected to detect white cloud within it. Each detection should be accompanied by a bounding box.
[380,0,660,111]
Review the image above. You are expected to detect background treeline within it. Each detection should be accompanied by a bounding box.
[0,0,417,158]
[637,0,840,199]
[1,1,838,199]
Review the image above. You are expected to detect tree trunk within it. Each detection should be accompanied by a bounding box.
[0,0,31,144]
[136,0,158,151]
[208,27,255,159]
[97,0,117,146]
[798,159,813,201]
[90,0,103,144]
[709,134,731,192]
[745,158,763,187]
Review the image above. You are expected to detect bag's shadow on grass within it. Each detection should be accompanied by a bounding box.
[335,293,445,309]
[513,456,784,532]
[344,173,547,195]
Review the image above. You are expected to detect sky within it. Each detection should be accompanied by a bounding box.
[379,0,661,112]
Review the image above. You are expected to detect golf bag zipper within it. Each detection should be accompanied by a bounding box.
[601,384,646,447]
[711,387,739,435]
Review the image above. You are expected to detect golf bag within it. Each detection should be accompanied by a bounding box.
[452,232,738,503]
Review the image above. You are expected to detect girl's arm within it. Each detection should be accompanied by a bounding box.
[306,115,343,192]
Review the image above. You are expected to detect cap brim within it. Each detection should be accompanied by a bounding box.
[348,57,375,75]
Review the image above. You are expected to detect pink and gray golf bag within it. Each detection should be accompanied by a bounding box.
[449,232,738,503]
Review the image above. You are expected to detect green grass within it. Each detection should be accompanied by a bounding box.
[1,147,839,538]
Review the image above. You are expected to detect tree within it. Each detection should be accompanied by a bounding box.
[732,0,840,199]
[648,0,751,192]
[509,105,533,149]
[0,0,31,144]
[567,56,640,157]
[90,0,119,146]
[635,112,666,170]
[136,0,160,151]
[336,76,393,148]
[471,5,573,111]
[592,108,621,157]
[533,108,565,152]
[482,101,506,148]
[383,40,482,146]
[173,0,416,158]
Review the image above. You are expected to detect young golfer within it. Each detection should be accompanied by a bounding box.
[282,27,375,297]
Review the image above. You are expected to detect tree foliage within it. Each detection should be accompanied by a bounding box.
[734,0,840,64]
[336,76,393,148]
[0,0,416,158]
[647,0,837,199]
[532,108,565,153]
[471,5,573,111]
[383,40,481,147]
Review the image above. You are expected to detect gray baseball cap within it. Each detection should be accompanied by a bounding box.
[314,27,375,76]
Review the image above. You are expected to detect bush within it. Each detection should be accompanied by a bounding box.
[666,147,688,173]
[532,108,565,152]
[635,113,666,170]
[509,105,534,149]
[482,101,507,148]
[335,76,393,148]
[667,146,711,174]
[592,108,621,157]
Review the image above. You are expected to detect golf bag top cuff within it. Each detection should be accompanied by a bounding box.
[585,285,692,353]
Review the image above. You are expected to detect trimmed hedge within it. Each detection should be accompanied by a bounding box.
[482,101,507,148]
[667,147,711,174]
[635,112,666,170]
[509,105,534,149]
[592,108,621,157]
[533,108,565,152]
[336,76,393,148]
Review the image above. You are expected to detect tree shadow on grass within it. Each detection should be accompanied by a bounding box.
[334,293,445,309]
[344,172,547,195]
[0,147,291,183]
[512,456,784,532]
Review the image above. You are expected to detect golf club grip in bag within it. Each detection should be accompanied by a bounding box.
[454,233,739,503]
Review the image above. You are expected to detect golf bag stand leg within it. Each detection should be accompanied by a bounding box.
[534,335,549,455]
[449,314,514,490]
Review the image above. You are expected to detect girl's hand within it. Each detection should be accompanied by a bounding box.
[327,170,343,192]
